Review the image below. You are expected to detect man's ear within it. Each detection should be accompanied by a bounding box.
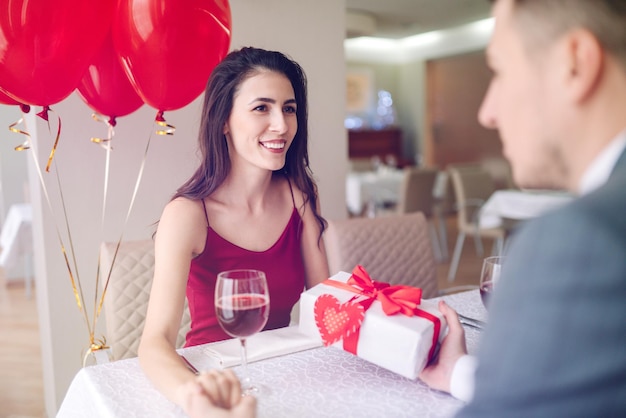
[564,28,603,103]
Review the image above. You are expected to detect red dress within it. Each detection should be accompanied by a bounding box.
[184,205,305,347]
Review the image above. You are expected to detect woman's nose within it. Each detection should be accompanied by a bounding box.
[269,111,288,133]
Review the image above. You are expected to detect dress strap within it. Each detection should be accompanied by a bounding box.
[286,176,296,208]
[201,198,210,227]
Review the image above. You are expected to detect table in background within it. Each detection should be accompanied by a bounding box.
[346,168,405,216]
[0,203,33,297]
[57,290,486,418]
[479,189,574,229]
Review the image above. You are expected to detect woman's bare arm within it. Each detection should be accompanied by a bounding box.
[296,189,329,289]
[138,198,206,406]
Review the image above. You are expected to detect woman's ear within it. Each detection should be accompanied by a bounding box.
[564,28,603,103]
[223,122,230,135]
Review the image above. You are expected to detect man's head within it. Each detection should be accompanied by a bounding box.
[479,0,626,191]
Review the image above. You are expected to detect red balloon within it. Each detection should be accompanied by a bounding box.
[113,0,232,112]
[0,89,19,105]
[0,0,115,107]
[0,88,30,113]
[77,32,144,125]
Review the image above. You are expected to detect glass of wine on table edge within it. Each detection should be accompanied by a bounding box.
[215,269,270,395]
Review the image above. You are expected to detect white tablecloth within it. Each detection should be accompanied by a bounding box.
[57,290,486,418]
[346,169,404,215]
[479,189,573,229]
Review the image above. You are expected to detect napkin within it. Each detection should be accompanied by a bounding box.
[180,326,322,371]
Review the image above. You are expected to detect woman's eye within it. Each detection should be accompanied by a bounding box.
[253,105,267,111]
[284,105,297,114]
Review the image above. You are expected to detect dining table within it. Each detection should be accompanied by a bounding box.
[479,188,574,229]
[345,167,405,216]
[57,289,486,418]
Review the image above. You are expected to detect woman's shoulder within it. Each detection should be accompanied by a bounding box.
[162,196,206,223]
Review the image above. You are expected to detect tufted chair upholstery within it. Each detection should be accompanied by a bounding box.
[324,212,438,298]
[100,240,191,360]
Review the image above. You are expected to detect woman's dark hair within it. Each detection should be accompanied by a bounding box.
[172,46,326,238]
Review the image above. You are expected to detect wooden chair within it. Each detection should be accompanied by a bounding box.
[99,240,191,360]
[324,212,438,298]
[446,164,505,282]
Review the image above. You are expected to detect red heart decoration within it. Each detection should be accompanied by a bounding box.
[314,294,365,346]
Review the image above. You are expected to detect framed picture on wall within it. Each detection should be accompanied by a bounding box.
[346,69,374,114]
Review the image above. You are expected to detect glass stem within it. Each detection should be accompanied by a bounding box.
[240,338,251,389]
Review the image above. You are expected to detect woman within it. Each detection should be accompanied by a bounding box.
[138,47,329,416]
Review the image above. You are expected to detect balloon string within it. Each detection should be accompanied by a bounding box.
[90,115,115,339]
[48,129,90,338]
[94,125,156,332]
[12,113,92,338]
[90,113,114,151]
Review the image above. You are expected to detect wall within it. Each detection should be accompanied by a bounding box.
[425,50,502,167]
[344,18,494,166]
[28,1,347,415]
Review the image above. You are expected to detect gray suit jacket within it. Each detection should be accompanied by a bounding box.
[457,151,626,417]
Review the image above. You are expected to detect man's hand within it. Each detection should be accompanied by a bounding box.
[419,300,468,393]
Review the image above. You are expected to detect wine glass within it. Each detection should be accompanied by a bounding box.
[215,269,270,395]
[480,256,504,309]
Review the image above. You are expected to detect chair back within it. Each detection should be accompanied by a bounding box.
[324,212,438,298]
[448,164,496,231]
[100,240,191,360]
[396,167,439,216]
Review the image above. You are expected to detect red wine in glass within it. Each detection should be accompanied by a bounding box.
[215,269,270,395]
[216,294,269,338]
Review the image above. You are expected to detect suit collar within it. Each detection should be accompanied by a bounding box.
[578,130,626,195]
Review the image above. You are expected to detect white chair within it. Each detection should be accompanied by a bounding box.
[446,164,505,282]
[324,212,438,298]
[100,239,191,360]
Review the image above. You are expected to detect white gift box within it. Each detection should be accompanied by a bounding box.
[299,271,447,379]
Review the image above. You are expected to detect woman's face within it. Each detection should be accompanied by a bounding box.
[224,70,297,173]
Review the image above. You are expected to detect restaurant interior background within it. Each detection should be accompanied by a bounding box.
[0,0,506,416]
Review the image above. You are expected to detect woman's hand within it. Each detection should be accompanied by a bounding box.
[178,369,257,418]
[419,300,468,393]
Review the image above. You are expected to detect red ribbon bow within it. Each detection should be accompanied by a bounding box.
[321,265,441,362]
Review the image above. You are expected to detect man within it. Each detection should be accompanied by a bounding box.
[181,0,626,416]
[420,0,626,416]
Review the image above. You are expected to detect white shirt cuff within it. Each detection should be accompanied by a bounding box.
[450,354,477,402]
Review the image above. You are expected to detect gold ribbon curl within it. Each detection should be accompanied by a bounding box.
[155,110,176,135]
[82,336,111,367]
[8,117,31,151]
[36,106,63,172]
